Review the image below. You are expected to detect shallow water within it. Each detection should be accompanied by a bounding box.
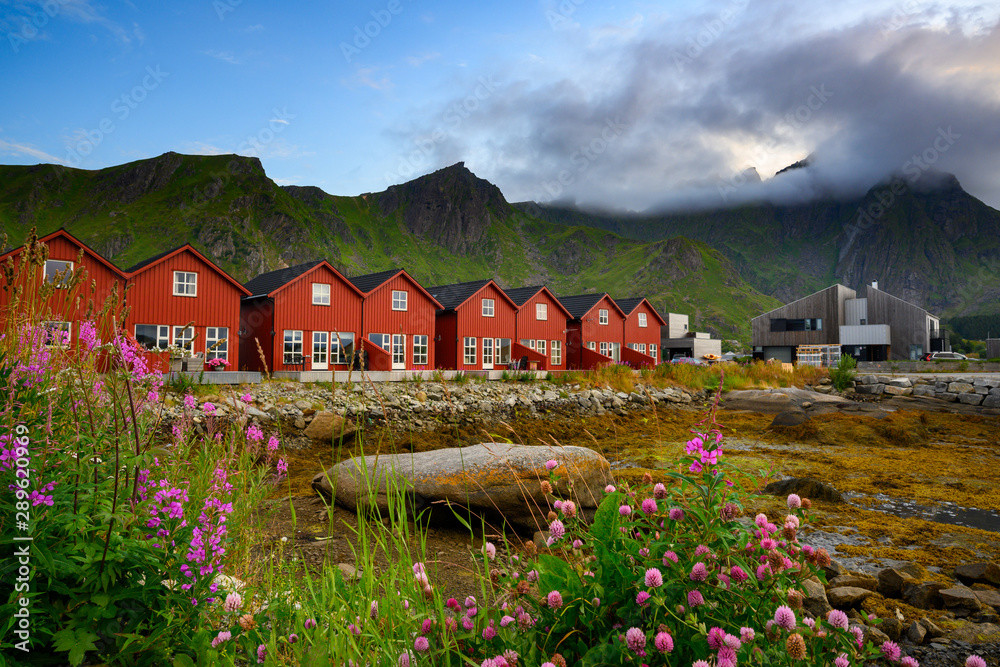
[846,492,1000,533]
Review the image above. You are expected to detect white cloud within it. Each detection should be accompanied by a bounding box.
[0,138,67,164]
[203,49,242,65]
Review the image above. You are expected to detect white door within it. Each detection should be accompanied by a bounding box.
[312,332,328,370]
[482,337,494,370]
[392,334,406,370]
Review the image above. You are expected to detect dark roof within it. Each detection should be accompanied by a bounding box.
[558,293,608,319]
[125,245,184,273]
[614,298,644,315]
[503,285,546,306]
[425,279,491,311]
[348,268,402,293]
[243,260,323,298]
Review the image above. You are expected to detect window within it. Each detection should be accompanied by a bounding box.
[536,339,546,356]
[413,335,429,366]
[599,309,608,325]
[42,321,71,346]
[638,313,647,328]
[283,330,303,363]
[206,327,229,361]
[369,333,391,352]
[463,337,477,365]
[312,283,331,305]
[44,260,73,288]
[650,343,657,360]
[611,343,620,361]
[587,341,596,350]
[496,338,511,365]
[599,342,609,355]
[173,325,195,352]
[312,332,329,365]
[392,290,408,311]
[771,318,822,332]
[135,324,169,350]
[392,334,406,366]
[519,339,531,347]
[550,340,562,365]
[173,271,197,297]
[527,339,536,350]
[482,298,495,317]
[536,303,547,320]
[483,338,494,366]
[331,332,355,365]
[638,343,646,354]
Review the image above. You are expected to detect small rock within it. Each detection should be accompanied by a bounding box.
[907,621,927,644]
[823,560,848,580]
[919,617,945,639]
[881,617,904,641]
[293,417,306,429]
[827,586,873,608]
[770,410,810,427]
[415,390,427,403]
[940,586,984,616]
[337,563,360,581]
[973,589,1000,612]
[903,582,946,610]
[761,477,844,503]
[878,567,914,598]
[829,574,879,592]
[802,578,832,617]
[954,562,1000,586]
[866,626,890,646]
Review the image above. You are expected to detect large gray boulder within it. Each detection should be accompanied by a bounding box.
[312,443,614,532]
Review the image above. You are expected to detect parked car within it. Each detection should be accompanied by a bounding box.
[670,356,706,366]
[929,351,968,360]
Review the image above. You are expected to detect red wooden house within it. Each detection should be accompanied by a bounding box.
[240,260,364,373]
[616,297,667,366]
[124,244,251,371]
[348,268,442,371]
[425,280,517,371]
[0,229,127,346]
[558,293,627,369]
[503,285,572,370]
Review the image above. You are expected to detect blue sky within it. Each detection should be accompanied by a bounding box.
[1,0,999,210]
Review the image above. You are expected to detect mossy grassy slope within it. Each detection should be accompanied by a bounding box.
[0,154,780,341]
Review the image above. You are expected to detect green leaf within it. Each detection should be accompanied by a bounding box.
[173,654,196,667]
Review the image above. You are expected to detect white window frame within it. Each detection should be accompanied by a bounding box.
[173,271,198,297]
[482,337,494,368]
[482,298,495,317]
[496,338,511,365]
[587,341,596,350]
[312,283,331,306]
[135,324,169,351]
[638,343,646,354]
[43,321,71,347]
[392,290,408,311]
[600,342,609,356]
[43,260,73,288]
[283,330,303,364]
[331,332,355,365]
[413,335,429,366]
[312,331,329,368]
[173,325,195,353]
[206,326,229,361]
[650,343,657,360]
[368,333,391,352]
[463,337,477,365]
[536,339,546,356]
[599,309,609,325]
[638,313,647,328]
[392,334,406,369]
[536,303,547,320]
[551,340,562,366]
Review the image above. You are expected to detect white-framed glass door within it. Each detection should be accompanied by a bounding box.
[482,337,494,369]
[312,332,329,370]
[391,334,406,370]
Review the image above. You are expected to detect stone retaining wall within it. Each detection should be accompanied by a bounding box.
[858,361,1000,372]
[854,374,1000,407]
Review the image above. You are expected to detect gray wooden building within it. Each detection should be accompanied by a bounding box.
[752,282,944,362]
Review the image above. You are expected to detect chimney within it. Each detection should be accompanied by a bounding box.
[871,280,878,290]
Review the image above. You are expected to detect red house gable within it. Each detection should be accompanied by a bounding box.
[426,279,518,370]
[617,297,667,364]
[348,268,442,371]
[559,293,627,369]
[124,245,251,371]
[504,285,572,370]
[0,229,128,344]
[240,260,364,373]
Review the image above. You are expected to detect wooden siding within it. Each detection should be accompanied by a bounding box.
[269,264,363,371]
[124,249,244,370]
[751,284,854,348]
[513,290,567,369]
[865,285,934,360]
[239,298,275,372]
[362,273,437,370]
[623,301,664,361]
[579,295,625,348]
[454,283,517,370]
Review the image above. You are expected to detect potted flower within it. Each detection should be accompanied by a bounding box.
[206,357,230,371]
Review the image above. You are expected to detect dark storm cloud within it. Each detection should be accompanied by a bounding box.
[392,4,1000,211]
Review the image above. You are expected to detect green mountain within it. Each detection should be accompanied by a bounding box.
[0,153,779,341]
[516,172,1000,321]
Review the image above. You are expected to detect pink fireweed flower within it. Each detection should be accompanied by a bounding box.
[641,498,658,514]
[625,627,646,653]
[644,568,663,588]
[619,504,632,516]
[653,482,667,499]
[246,424,264,442]
[241,392,253,403]
[545,459,558,470]
[184,394,197,410]
[669,507,684,521]
[267,435,279,451]
[689,460,703,474]
[202,402,216,414]
[690,562,708,582]
[967,657,987,667]
[636,591,652,607]
[276,458,288,475]
[774,605,796,630]
[787,493,802,509]
[880,641,901,662]
[827,609,849,630]
[687,589,705,606]
[547,590,563,609]
[654,631,673,653]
